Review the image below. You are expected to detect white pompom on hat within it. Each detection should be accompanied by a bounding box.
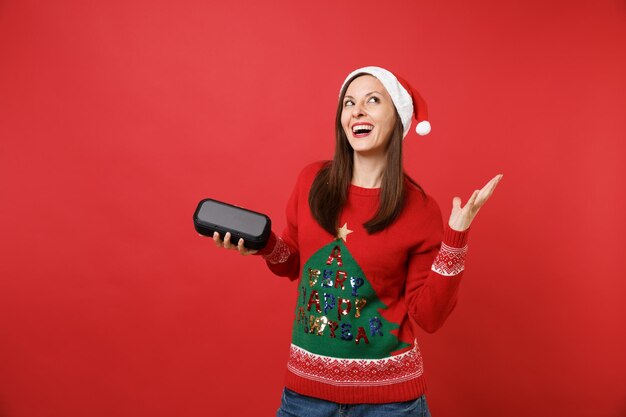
[340,66,431,138]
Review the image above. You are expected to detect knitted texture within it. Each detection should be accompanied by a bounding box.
[259,161,468,404]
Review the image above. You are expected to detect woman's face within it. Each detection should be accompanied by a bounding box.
[340,75,397,158]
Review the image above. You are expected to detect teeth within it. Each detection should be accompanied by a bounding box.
[352,124,374,133]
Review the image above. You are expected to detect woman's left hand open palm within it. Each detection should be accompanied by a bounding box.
[448,174,503,232]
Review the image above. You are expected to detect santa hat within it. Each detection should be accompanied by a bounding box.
[340,66,431,137]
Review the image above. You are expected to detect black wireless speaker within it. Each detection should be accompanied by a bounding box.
[193,198,271,250]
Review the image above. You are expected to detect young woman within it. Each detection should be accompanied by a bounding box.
[209,66,502,416]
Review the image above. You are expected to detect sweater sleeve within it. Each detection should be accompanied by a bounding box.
[255,170,303,280]
[404,202,470,334]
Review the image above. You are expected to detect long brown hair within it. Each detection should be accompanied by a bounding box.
[308,73,424,236]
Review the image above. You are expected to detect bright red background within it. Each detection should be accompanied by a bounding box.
[1,1,625,416]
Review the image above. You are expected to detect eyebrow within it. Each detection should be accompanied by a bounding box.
[344,91,383,99]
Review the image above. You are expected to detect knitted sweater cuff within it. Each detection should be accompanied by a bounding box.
[443,225,469,248]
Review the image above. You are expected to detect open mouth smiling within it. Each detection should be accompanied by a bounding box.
[351,123,374,137]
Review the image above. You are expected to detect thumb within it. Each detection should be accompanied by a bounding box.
[452,196,462,211]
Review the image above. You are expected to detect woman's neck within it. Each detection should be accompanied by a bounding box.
[351,152,386,188]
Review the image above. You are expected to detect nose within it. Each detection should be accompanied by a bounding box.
[351,102,365,118]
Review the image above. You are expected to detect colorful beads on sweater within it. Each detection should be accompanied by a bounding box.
[291,239,408,359]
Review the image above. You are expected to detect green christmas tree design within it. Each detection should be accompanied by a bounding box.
[292,235,410,359]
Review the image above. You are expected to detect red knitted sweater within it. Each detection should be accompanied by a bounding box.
[258,161,469,404]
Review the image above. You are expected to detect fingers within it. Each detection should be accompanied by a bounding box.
[223,232,234,249]
[467,189,479,208]
[485,174,503,194]
[213,231,223,247]
[237,238,250,255]
[209,231,255,256]
[212,231,233,248]
[474,174,503,208]
[449,174,503,231]
[237,239,258,256]
[482,175,501,196]
[452,196,462,210]
[454,190,479,212]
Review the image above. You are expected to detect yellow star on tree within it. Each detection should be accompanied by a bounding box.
[337,223,353,242]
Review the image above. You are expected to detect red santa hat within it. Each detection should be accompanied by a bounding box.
[340,66,431,138]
